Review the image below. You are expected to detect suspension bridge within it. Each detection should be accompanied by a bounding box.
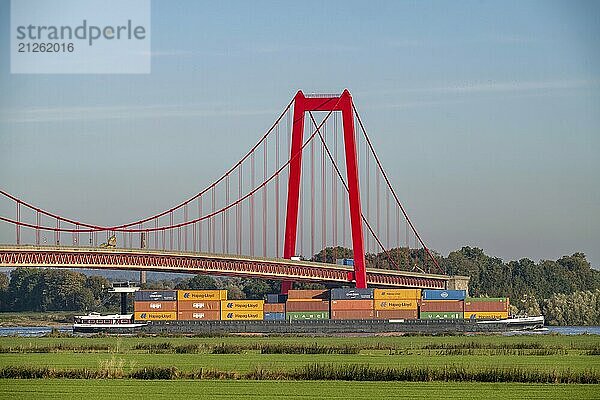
[0,90,465,292]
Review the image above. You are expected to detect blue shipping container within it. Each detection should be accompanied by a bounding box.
[331,288,374,300]
[266,294,288,304]
[264,312,286,321]
[266,294,279,303]
[422,290,466,301]
[134,290,177,301]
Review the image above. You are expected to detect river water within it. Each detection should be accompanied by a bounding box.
[0,325,599,337]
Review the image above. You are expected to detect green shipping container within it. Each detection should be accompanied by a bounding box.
[286,311,329,321]
[419,311,463,320]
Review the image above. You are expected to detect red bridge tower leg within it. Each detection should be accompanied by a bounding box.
[282,89,367,293]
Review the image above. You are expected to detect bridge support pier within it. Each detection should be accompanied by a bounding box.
[280,280,292,294]
[446,275,470,292]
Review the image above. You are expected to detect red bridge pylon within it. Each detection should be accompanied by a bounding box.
[282,89,366,292]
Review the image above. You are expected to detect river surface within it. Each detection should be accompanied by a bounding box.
[0,325,599,337]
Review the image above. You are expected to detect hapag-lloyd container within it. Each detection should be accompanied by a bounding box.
[330,299,374,310]
[286,290,329,300]
[331,310,374,319]
[220,310,263,320]
[374,289,421,300]
[286,311,329,321]
[421,290,466,301]
[177,300,221,311]
[264,312,286,321]
[263,303,285,313]
[464,311,509,320]
[419,300,464,312]
[464,298,509,312]
[419,311,463,320]
[177,290,227,301]
[177,310,220,320]
[134,301,177,312]
[374,310,419,320]
[374,299,418,310]
[134,311,177,321]
[221,300,264,311]
[135,290,177,302]
[330,288,374,300]
[285,300,329,312]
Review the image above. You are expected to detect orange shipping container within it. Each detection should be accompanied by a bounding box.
[331,310,374,319]
[177,300,221,311]
[374,299,417,310]
[220,310,263,320]
[286,290,329,300]
[464,298,509,312]
[419,300,464,312]
[221,300,264,311]
[134,301,177,312]
[263,303,285,313]
[285,300,329,312]
[134,311,176,321]
[464,311,509,320]
[330,300,374,310]
[374,310,419,320]
[177,290,227,301]
[177,310,220,320]
[374,289,421,300]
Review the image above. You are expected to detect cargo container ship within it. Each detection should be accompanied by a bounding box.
[73,288,545,334]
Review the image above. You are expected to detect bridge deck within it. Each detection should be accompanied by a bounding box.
[0,245,449,289]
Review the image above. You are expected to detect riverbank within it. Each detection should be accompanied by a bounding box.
[0,312,76,328]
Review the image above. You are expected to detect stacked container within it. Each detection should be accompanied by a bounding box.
[419,289,466,320]
[373,288,420,320]
[286,290,330,320]
[330,288,374,319]
[264,294,286,321]
[134,290,177,321]
[464,297,509,320]
[220,300,264,320]
[177,290,226,321]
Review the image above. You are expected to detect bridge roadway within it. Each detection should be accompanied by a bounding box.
[0,245,448,289]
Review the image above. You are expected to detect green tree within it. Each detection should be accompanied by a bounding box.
[0,273,9,311]
[542,290,600,326]
[311,247,353,263]
[175,275,218,290]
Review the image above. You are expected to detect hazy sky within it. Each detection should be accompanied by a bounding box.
[0,1,599,267]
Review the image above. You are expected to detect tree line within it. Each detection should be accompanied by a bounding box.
[0,268,119,312]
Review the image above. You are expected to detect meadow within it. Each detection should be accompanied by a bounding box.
[0,379,597,400]
[0,334,598,399]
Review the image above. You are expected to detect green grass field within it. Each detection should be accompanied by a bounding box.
[0,334,598,399]
[0,379,597,400]
[1,351,597,373]
[1,334,598,373]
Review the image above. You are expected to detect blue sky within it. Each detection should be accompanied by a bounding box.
[0,0,599,266]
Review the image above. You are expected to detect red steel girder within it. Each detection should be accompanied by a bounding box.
[0,246,447,289]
